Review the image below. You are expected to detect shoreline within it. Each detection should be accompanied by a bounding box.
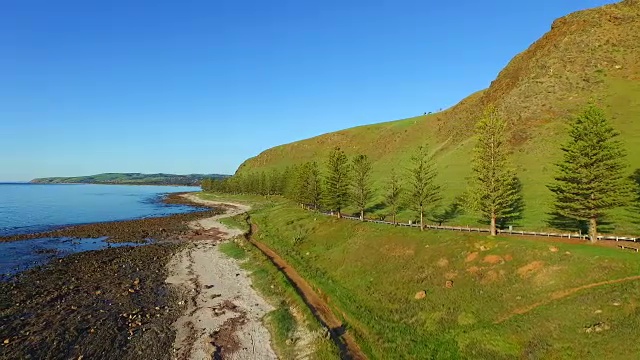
[1,192,280,360]
[0,192,212,243]
[167,194,279,359]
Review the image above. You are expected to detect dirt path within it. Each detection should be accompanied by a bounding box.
[247,223,368,360]
[166,196,276,360]
[496,275,640,324]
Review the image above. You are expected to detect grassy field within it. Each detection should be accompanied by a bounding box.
[236,2,640,235]
[224,194,640,359]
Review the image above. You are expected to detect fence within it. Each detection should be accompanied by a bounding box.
[317,212,640,243]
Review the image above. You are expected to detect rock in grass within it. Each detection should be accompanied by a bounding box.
[414,291,427,300]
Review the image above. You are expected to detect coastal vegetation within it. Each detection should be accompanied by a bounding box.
[197,192,640,359]
[202,103,638,241]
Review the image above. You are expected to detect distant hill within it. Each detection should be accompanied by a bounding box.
[31,173,229,186]
[236,0,640,233]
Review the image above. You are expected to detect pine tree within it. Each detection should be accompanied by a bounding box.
[385,168,402,224]
[351,154,374,220]
[307,161,323,210]
[293,163,311,207]
[406,145,441,231]
[324,147,350,218]
[266,169,280,195]
[469,107,524,236]
[279,166,292,196]
[548,104,633,242]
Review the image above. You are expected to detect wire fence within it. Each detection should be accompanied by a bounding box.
[315,211,640,244]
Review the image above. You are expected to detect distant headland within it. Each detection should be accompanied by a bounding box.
[30,172,229,186]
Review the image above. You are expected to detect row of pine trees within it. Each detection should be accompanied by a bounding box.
[202,104,636,242]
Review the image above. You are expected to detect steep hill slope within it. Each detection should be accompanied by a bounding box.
[237,1,640,233]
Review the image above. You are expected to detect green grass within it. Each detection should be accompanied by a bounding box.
[247,197,640,359]
[218,241,247,260]
[236,2,640,236]
[212,207,340,359]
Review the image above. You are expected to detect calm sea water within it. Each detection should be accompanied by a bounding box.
[0,183,201,236]
[0,183,203,278]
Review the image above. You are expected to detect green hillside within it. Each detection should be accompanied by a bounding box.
[200,193,640,359]
[31,172,229,186]
[236,1,640,234]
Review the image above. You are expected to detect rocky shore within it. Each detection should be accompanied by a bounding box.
[0,193,237,360]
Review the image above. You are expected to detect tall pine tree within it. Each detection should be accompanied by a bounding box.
[548,104,632,242]
[351,154,374,220]
[293,163,311,207]
[406,145,441,231]
[325,147,350,218]
[307,161,323,210]
[470,107,523,236]
[384,168,402,225]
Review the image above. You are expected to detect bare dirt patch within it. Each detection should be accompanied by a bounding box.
[483,255,504,264]
[467,266,482,275]
[465,252,479,262]
[444,271,458,280]
[504,254,513,261]
[517,261,545,278]
[481,270,501,284]
[381,244,415,257]
[437,258,449,267]
[533,266,563,286]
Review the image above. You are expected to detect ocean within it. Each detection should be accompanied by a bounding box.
[0,183,201,236]
[0,183,202,277]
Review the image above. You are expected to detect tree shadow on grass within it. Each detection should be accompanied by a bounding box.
[628,169,640,225]
[547,212,589,234]
[429,199,464,226]
[546,212,618,234]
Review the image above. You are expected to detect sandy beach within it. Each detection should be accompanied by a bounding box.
[167,195,277,360]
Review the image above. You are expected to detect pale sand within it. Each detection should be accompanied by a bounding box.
[166,194,277,360]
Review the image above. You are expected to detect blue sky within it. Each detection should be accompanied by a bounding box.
[1,0,616,181]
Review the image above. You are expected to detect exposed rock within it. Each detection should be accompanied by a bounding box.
[445,280,454,289]
[415,291,427,300]
[585,322,610,333]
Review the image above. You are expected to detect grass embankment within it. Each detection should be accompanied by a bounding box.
[199,193,340,359]
[241,196,640,359]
